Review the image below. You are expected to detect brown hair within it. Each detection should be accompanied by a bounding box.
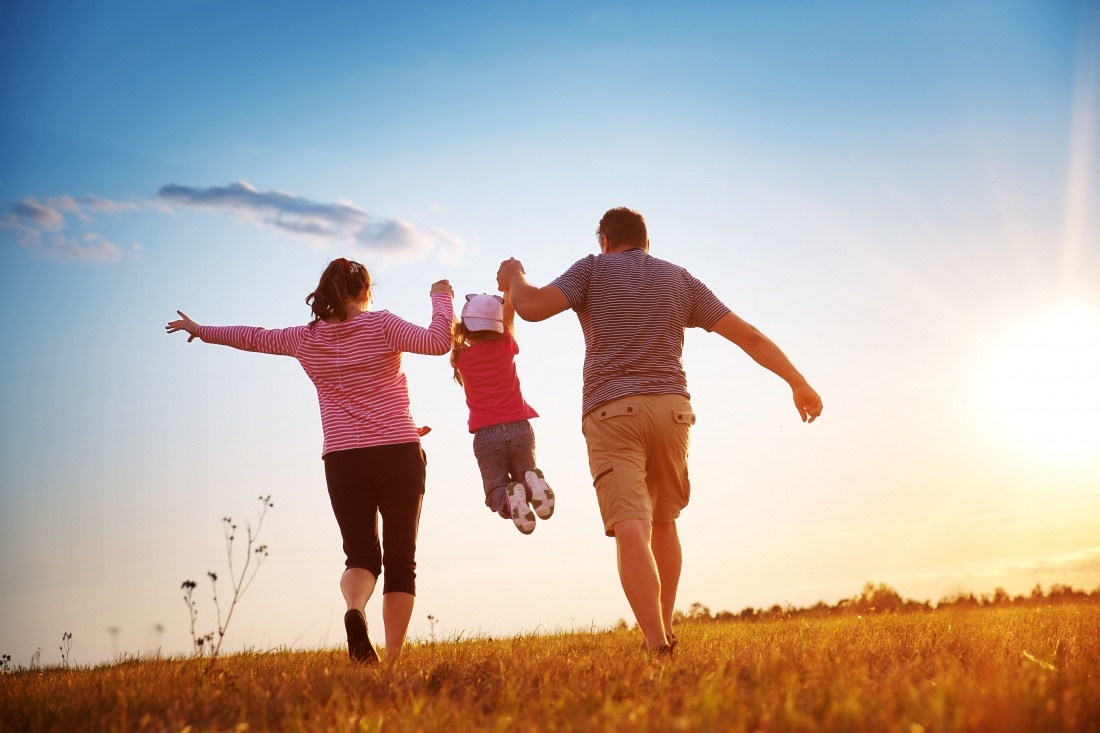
[306,258,372,326]
[597,207,649,251]
[450,321,507,386]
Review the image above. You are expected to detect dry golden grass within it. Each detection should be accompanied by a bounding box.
[3,606,1098,732]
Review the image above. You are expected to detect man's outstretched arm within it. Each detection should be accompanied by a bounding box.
[497,258,570,322]
[710,310,823,423]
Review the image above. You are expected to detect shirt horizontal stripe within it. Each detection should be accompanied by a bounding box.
[197,292,454,455]
[550,250,729,416]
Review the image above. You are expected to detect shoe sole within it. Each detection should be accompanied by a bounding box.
[525,469,555,520]
[344,609,379,664]
[507,482,536,534]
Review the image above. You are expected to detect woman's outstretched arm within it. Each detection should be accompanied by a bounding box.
[166,310,305,356]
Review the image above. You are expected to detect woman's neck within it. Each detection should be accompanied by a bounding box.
[324,302,369,324]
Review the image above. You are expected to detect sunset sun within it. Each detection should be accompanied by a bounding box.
[980,303,1100,463]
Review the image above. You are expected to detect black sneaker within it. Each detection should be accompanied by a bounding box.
[344,609,379,664]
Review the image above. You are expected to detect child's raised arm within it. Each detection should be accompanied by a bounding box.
[502,290,516,333]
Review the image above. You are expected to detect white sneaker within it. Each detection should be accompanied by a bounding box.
[507,482,536,535]
[525,469,555,520]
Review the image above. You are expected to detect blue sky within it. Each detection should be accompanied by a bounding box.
[2,0,1098,667]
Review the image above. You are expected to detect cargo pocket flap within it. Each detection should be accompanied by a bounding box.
[673,409,696,425]
[594,403,640,420]
[592,463,614,487]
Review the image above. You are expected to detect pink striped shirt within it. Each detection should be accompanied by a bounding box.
[197,292,454,456]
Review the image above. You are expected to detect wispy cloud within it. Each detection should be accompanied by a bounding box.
[157,181,469,263]
[3,182,469,265]
[0,195,146,263]
[1014,546,1100,576]
[889,546,1100,600]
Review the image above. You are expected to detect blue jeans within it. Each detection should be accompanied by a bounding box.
[473,420,537,518]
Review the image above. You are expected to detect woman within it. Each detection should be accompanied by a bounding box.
[166,257,454,663]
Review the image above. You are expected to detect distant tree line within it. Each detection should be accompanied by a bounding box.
[675,582,1100,625]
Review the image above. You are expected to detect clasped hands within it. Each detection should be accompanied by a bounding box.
[496,257,525,292]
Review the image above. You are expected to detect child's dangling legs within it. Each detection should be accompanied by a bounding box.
[502,419,555,522]
[473,421,535,534]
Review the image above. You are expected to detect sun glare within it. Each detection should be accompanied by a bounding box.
[979,303,1100,464]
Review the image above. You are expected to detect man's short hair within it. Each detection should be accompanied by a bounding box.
[598,207,649,251]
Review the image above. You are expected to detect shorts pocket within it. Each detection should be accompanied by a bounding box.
[591,461,621,527]
[594,402,640,420]
[672,408,696,426]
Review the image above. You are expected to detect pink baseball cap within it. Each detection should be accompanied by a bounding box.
[461,293,505,333]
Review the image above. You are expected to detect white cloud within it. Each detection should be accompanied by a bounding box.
[2,182,470,265]
[1,195,136,263]
[1015,546,1100,576]
[51,233,125,263]
[157,181,469,263]
[6,199,65,230]
[889,546,1100,600]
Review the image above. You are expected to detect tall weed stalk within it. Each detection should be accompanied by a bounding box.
[181,495,273,663]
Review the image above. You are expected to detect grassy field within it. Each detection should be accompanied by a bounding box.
[2,606,1098,732]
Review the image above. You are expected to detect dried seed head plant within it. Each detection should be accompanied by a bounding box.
[59,632,72,669]
[180,495,274,665]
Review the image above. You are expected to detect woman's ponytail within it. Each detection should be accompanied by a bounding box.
[306,258,371,325]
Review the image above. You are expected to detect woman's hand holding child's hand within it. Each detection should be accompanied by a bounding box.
[430,279,454,297]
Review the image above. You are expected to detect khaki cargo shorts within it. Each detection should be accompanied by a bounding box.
[581,393,696,537]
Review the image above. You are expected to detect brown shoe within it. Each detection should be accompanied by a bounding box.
[344,609,379,664]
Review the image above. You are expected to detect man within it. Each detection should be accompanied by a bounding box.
[497,207,823,655]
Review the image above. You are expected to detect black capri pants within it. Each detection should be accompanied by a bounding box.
[323,441,426,596]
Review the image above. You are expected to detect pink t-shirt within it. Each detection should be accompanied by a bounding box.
[197,292,454,455]
[453,332,539,432]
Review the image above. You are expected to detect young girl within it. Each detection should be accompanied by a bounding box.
[167,258,453,664]
[451,292,555,534]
